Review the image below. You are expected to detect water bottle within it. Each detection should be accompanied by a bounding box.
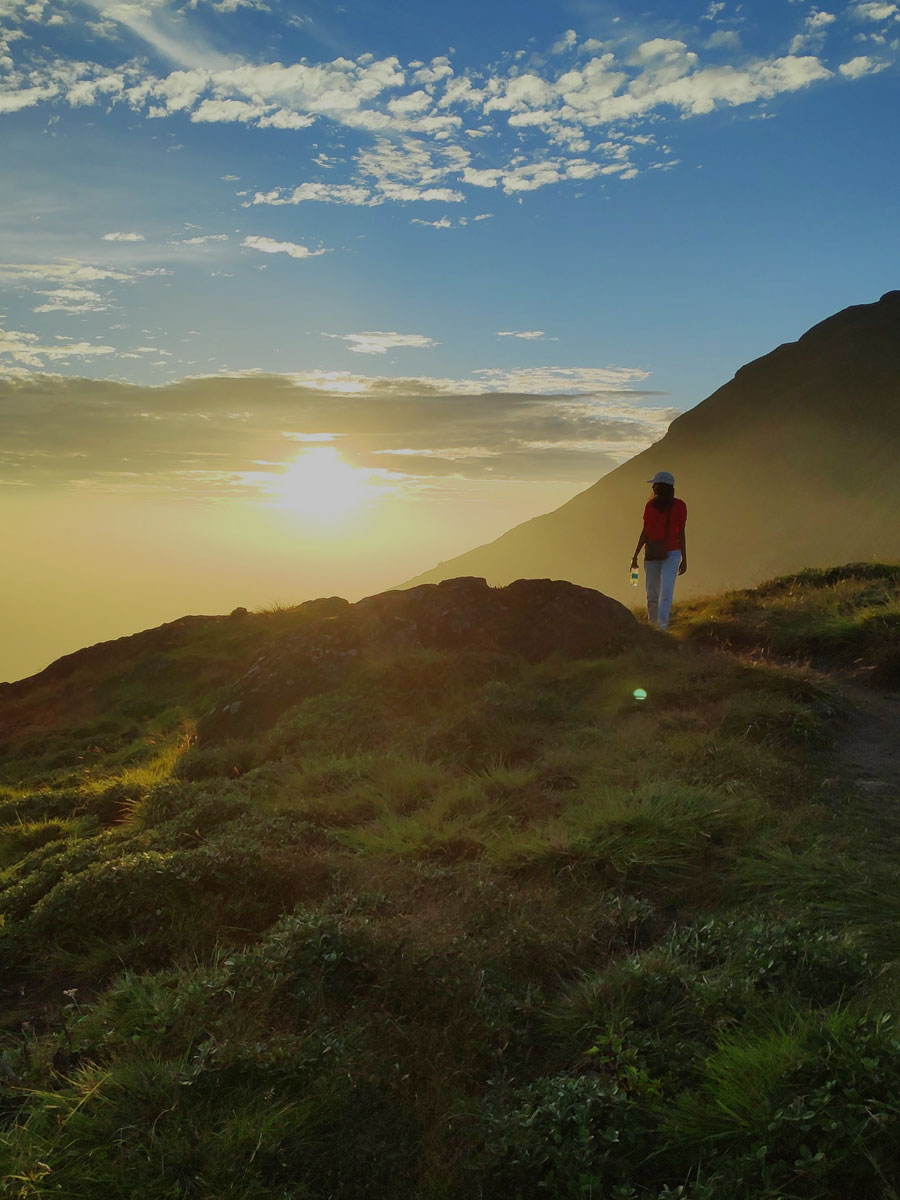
[630,566,639,588]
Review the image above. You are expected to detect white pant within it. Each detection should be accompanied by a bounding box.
[645,550,681,630]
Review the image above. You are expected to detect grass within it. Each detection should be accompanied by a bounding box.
[1,564,900,1197]
[675,563,900,685]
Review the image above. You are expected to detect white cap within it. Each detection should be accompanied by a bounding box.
[647,470,675,486]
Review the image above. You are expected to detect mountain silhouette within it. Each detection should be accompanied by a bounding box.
[403,291,900,602]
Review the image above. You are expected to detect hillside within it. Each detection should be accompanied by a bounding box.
[404,292,900,603]
[1,566,900,1198]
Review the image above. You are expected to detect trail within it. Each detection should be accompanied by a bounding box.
[826,682,900,849]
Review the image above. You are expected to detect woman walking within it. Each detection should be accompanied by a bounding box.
[630,470,687,630]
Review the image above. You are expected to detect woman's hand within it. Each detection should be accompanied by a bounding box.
[678,558,687,576]
[630,556,639,570]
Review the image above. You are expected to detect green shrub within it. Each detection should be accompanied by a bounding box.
[470,1065,663,1198]
[670,1010,900,1197]
[0,818,86,870]
[0,789,85,826]
[669,914,871,1003]
[174,738,260,781]
[7,820,321,969]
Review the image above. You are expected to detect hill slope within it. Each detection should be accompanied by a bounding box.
[404,291,900,602]
[2,567,900,1197]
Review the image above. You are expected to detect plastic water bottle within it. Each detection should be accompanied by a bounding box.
[630,566,639,588]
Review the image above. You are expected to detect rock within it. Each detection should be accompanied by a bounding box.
[195,576,649,745]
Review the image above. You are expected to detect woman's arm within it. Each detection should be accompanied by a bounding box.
[678,528,687,575]
[630,529,647,567]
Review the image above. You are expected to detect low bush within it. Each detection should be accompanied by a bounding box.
[0,818,86,870]
[670,1010,900,1197]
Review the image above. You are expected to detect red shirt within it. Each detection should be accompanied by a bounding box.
[643,498,687,552]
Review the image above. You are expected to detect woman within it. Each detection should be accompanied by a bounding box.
[630,470,687,631]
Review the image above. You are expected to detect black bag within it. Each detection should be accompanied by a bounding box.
[644,505,671,561]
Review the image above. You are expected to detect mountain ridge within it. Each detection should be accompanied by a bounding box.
[402,291,900,601]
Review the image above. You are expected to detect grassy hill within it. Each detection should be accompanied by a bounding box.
[2,566,900,1198]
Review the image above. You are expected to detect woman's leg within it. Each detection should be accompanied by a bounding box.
[656,551,682,630]
[645,558,663,626]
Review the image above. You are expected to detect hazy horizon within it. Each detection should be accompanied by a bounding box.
[2,0,898,680]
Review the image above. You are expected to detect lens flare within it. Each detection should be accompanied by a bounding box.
[633,687,648,701]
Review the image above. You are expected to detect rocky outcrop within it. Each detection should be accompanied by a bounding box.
[195,576,648,744]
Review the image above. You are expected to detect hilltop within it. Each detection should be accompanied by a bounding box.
[404,292,900,602]
[1,566,900,1198]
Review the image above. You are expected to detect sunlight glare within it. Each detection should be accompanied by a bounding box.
[271,447,375,519]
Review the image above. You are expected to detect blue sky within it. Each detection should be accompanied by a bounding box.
[1,0,899,677]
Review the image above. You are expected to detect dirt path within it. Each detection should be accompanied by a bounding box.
[834,686,899,788]
[825,683,900,848]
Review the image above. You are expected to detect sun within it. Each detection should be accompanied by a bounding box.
[270,446,374,519]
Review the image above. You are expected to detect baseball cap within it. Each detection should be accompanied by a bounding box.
[647,470,675,486]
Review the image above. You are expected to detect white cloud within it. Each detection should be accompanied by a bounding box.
[0,8,890,220]
[241,235,329,259]
[191,97,268,123]
[839,53,887,74]
[470,365,650,392]
[410,216,453,228]
[552,30,577,54]
[0,260,155,284]
[355,136,470,202]
[497,330,548,339]
[250,182,378,207]
[0,83,59,113]
[33,285,109,313]
[190,0,271,11]
[325,331,438,355]
[412,56,453,84]
[85,18,119,39]
[257,108,315,129]
[462,167,502,188]
[101,231,145,242]
[178,233,229,244]
[789,10,838,53]
[387,89,432,116]
[0,327,116,369]
[851,1,899,19]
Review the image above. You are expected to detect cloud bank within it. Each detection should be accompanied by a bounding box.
[0,369,678,496]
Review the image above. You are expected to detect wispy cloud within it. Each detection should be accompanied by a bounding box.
[101,231,145,242]
[0,259,170,320]
[324,331,439,355]
[33,286,110,314]
[176,233,229,245]
[190,0,272,12]
[0,261,166,284]
[497,330,552,340]
[241,235,329,259]
[0,327,117,369]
